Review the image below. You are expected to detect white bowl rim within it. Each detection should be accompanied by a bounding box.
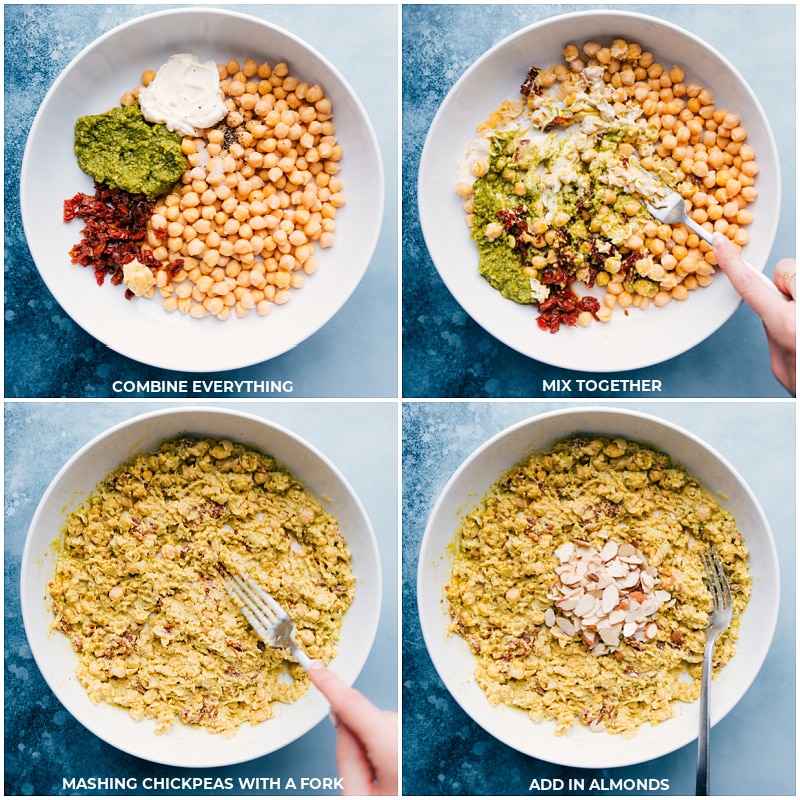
[417,405,780,767]
[20,405,382,766]
[22,5,384,144]
[417,9,782,372]
[20,5,385,372]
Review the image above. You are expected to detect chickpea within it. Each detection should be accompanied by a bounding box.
[617,291,633,308]
[654,291,671,307]
[143,57,344,318]
[597,306,613,322]
[741,160,759,178]
[671,284,689,301]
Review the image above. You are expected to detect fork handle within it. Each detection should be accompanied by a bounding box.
[291,643,313,671]
[696,635,717,796]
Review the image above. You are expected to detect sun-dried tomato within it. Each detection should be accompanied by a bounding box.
[520,66,543,98]
[620,251,642,276]
[541,264,571,287]
[536,287,600,333]
[63,181,179,296]
[543,115,572,132]
[537,286,577,332]
[578,296,601,317]
[496,206,530,250]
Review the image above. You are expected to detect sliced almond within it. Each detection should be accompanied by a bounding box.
[547,538,669,656]
[574,593,597,617]
[560,570,581,586]
[607,560,629,578]
[596,573,614,589]
[623,620,638,638]
[608,608,627,625]
[554,542,575,563]
[600,626,621,646]
[600,540,618,561]
[555,616,575,636]
[601,583,619,613]
[621,570,641,588]
[556,593,581,612]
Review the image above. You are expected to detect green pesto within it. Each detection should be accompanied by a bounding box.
[74,102,186,200]
[470,133,659,306]
[471,170,533,304]
[470,133,539,305]
[475,235,533,304]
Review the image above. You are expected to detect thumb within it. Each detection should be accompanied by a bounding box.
[712,233,786,319]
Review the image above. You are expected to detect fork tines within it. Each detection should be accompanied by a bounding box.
[224,567,313,670]
[700,546,732,610]
[226,572,281,643]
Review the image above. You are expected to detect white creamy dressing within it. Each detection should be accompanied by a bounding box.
[139,53,227,136]
[457,134,492,186]
[461,64,668,203]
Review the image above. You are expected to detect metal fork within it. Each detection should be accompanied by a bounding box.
[645,190,780,294]
[696,546,733,796]
[226,570,312,670]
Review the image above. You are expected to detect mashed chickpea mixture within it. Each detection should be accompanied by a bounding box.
[50,437,355,735]
[445,436,750,736]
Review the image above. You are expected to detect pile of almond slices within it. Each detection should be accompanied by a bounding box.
[544,538,674,655]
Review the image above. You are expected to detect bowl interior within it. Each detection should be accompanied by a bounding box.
[418,10,780,372]
[417,407,778,768]
[21,8,383,372]
[21,407,381,767]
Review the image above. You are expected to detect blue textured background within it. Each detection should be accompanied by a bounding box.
[4,4,398,398]
[402,4,796,398]
[5,401,398,795]
[402,401,795,795]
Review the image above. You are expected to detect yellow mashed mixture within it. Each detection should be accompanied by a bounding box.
[50,437,355,735]
[446,435,750,736]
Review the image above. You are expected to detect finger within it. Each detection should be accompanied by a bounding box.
[712,233,788,318]
[773,258,797,300]
[335,721,377,796]
[308,664,389,745]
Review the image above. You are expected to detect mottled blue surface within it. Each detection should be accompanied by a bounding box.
[4,402,398,795]
[402,401,795,795]
[402,4,796,398]
[4,4,398,398]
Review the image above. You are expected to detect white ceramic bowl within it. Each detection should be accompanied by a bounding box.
[417,407,778,768]
[20,407,381,767]
[21,7,383,372]
[418,10,780,372]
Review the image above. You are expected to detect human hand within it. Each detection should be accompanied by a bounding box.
[308,662,398,796]
[712,233,796,396]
